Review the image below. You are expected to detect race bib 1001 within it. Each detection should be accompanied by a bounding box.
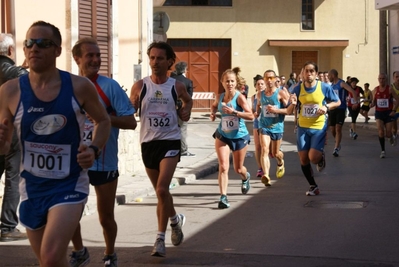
[23,141,71,179]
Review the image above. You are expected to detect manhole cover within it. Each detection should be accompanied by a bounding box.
[305,201,367,209]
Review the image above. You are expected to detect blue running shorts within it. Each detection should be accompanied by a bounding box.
[19,191,88,230]
[213,130,250,151]
[258,128,283,141]
[296,125,327,152]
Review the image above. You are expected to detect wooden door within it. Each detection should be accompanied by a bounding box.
[292,51,318,77]
[168,39,231,110]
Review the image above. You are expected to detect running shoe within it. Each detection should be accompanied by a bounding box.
[353,133,358,140]
[306,186,320,196]
[151,238,166,257]
[380,151,386,159]
[316,151,326,172]
[332,145,341,157]
[390,135,397,146]
[256,168,264,178]
[241,172,251,194]
[218,195,230,209]
[365,117,370,123]
[103,253,118,267]
[276,160,285,179]
[349,128,354,138]
[261,175,271,187]
[170,214,185,246]
[394,135,397,146]
[69,247,90,267]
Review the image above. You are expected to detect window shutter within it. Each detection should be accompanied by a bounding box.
[78,0,112,77]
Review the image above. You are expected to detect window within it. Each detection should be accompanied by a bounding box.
[163,0,232,6]
[79,0,112,77]
[302,0,314,30]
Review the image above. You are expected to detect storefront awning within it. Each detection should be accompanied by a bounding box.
[268,40,349,47]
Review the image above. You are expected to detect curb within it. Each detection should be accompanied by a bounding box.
[113,152,219,206]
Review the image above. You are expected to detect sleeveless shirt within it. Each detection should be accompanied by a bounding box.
[298,81,326,130]
[139,76,180,143]
[374,85,393,112]
[15,70,88,200]
[217,91,249,139]
[259,88,284,133]
[331,79,347,109]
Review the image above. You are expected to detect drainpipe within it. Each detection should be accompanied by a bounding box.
[138,0,143,64]
[147,0,153,75]
[380,9,388,75]
[355,0,369,54]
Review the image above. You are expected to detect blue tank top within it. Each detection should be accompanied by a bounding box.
[15,70,89,200]
[259,88,284,133]
[331,79,347,109]
[217,91,249,139]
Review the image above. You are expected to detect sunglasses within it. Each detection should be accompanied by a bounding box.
[24,39,57,49]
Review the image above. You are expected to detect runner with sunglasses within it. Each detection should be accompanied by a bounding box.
[0,21,111,267]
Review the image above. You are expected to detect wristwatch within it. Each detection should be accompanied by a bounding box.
[324,104,330,112]
[89,145,101,159]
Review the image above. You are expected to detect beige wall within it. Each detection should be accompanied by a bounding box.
[389,9,399,77]
[116,0,150,90]
[10,0,151,88]
[2,0,150,177]
[13,0,71,70]
[157,0,380,95]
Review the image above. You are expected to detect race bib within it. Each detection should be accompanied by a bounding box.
[377,99,389,108]
[262,105,278,118]
[221,116,239,132]
[302,104,319,117]
[83,121,94,146]
[23,141,71,179]
[350,98,358,104]
[146,115,172,130]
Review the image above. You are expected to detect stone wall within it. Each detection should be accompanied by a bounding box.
[117,118,144,177]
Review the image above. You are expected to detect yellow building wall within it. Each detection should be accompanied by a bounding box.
[157,0,380,95]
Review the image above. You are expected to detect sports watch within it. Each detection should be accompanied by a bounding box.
[89,145,101,159]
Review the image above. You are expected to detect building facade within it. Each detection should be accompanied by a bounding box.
[0,0,158,176]
[375,0,399,78]
[156,0,381,98]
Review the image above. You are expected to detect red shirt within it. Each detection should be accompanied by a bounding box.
[374,85,393,112]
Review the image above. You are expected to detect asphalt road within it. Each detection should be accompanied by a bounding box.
[2,119,399,267]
